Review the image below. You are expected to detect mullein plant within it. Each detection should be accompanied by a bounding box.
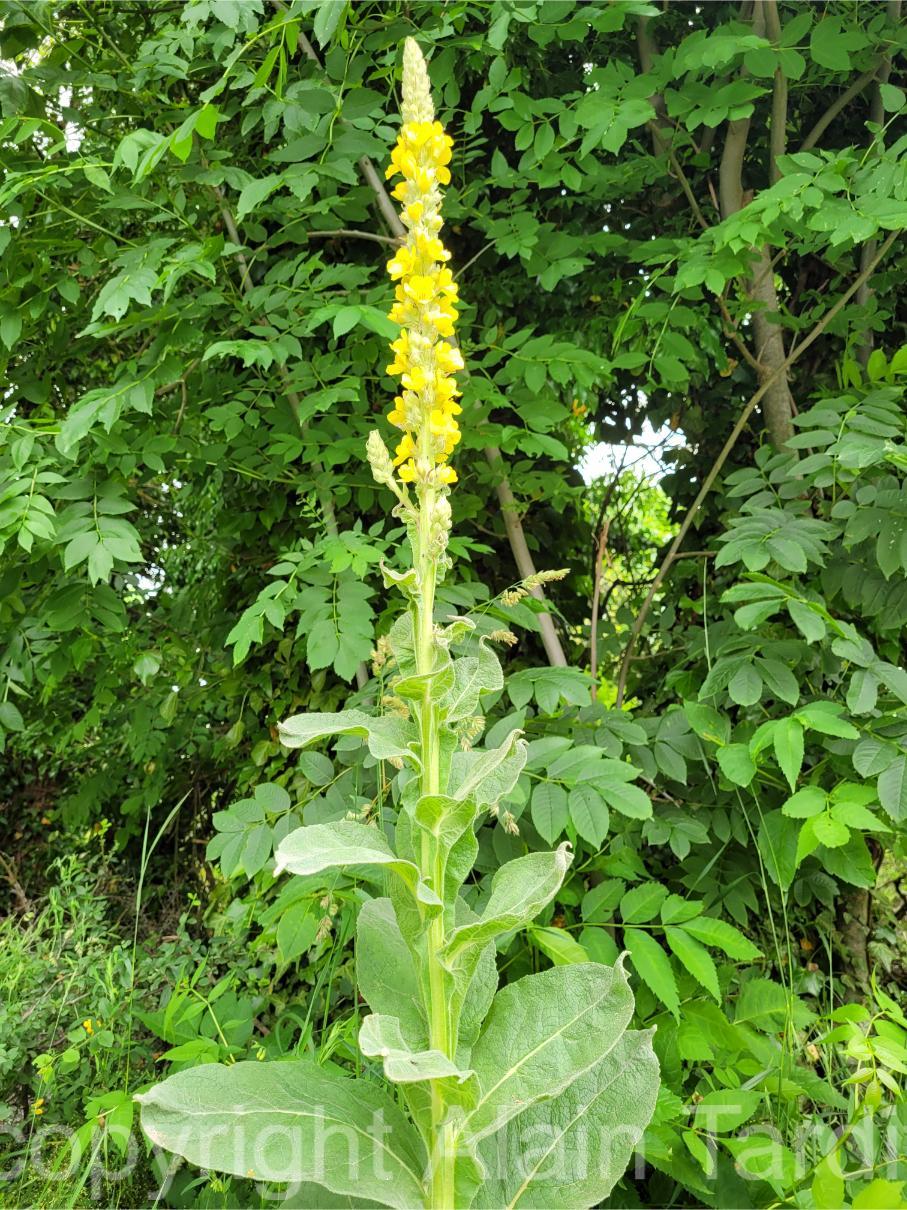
[138,40,658,1209]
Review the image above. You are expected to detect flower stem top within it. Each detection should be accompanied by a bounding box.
[382,38,462,489]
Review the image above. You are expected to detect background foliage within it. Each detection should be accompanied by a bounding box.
[1,0,907,1206]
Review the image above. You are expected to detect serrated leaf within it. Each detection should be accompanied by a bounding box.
[782,786,827,818]
[620,881,668,924]
[599,778,652,819]
[758,809,799,890]
[665,926,720,1001]
[878,755,907,822]
[728,663,763,706]
[773,717,804,790]
[624,928,679,1018]
[694,1088,762,1132]
[717,743,756,787]
[531,782,569,844]
[679,916,762,960]
[568,784,609,847]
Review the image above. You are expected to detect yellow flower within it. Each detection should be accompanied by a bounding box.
[371,38,463,494]
[33,1098,45,1115]
[82,1019,94,1035]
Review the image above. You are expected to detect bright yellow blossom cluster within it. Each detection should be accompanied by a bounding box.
[383,39,462,488]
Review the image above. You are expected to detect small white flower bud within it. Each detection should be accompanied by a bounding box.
[402,37,434,125]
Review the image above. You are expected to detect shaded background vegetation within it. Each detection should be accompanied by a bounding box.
[1,0,907,1206]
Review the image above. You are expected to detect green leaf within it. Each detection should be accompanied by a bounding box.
[598,778,652,819]
[878,755,907,822]
[812,814,850,849]
[274,821,440,907]
[694,1088,762,1132]
[442,845,573,978]
[235,173,283,221]
[683,701,730,745]
[137,1060,426,1208]
[624,928,680,1018]
[852,1180,907,1209]
[787,599,826,642]
[278,710,418,764]
[735,977,805,1030]
[531,782,569,844]
[782,786,827,818]
[465,960,634,1140]
[665,926,720,1002]
[820,834,876,887]
[240,823,273,877]
[529,925,589,966]
[620,881,668,924]
[474,1031,658,1209]
[412,793,478,902]
[0,701,24,732]
[795,701,859,739]
[442,644,503,723]
[717,743,756,787]
[758,809,799,890]
[359,1014,470,1084]
[728,663,762,706]
[679,916,762,961]
[276,901,317,964]
[313,0,345,48]
[356,898,426,1045]
[567,784,609,847]
[773,717,804,790]
[812,1155,845,1210]
[450,730,528,807]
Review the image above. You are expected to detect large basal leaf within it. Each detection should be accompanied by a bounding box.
[274,821,440,907]
[137,1060,426,1209]
[474,1030,658,1209]
[278,709,418,764]
[465,960,634,1141]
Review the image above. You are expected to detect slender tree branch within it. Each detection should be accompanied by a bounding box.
[762,0,787,184]
[308,228,404,247]
[719,42,795,449]
[800,66,879,152]
[589,519,610,700]
[484,448,567,667]
[857,0,900,366]
[615,231,899,706]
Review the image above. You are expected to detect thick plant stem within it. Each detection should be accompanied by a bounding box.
[414,486,456,1208]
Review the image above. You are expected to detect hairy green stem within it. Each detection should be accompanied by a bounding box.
[414,484,456,1207]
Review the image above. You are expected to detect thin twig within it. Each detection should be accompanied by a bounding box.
[589,519,610,701]
[614,230,899,706]
[308,228,403,247]
[800,65,880,152]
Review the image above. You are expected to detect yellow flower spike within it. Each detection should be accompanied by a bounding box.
[368,37,462,500]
